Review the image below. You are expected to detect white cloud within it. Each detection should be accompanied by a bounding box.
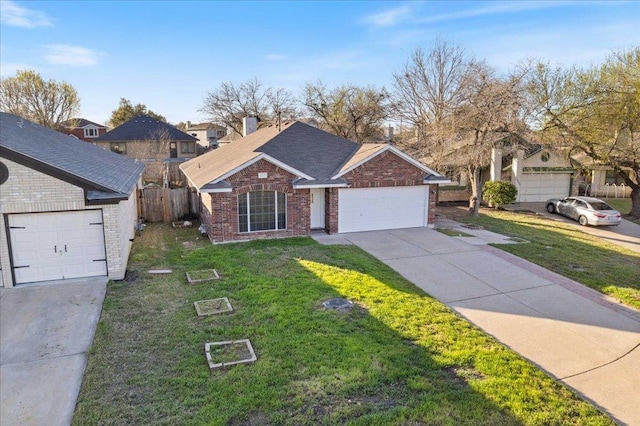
[43,44,106,67]
[266,54,287,61]
[362,4,413,27]
[0,1,53,28]
[0,62,34,77]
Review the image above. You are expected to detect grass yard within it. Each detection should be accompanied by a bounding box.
[73,224,611,425]
[602,198,640,224]
[457,209,640,310]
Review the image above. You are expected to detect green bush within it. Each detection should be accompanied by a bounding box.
[483,181,517,208]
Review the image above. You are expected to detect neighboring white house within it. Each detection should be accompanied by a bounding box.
[491,147,574,202]
[0,112,144,288]
[184,122,227,149]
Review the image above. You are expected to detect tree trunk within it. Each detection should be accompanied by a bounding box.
[629,185,640,219]
[468,166,482,217]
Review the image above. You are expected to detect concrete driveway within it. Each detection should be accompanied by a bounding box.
[315,228,640,425]
[0,278,107,426]
[512,202,640,254]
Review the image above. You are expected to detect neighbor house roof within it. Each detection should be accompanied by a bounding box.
[186,122,225,131]
[0,112,144,200]
[181,120,449,191]
[95,115,197,142]
[63,118,106,128]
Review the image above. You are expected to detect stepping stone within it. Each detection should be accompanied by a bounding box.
[194,297,233,317]
[205,339,257,370]
[186,269,220,284]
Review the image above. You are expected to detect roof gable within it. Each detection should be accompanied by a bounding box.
[181,120,448,189]
[95,115,197,142]
[0,112,144,197]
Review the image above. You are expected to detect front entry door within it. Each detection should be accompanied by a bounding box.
[310,188,325,229]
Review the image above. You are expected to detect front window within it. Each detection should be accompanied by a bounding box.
[238,191,286,233]
[110,142,126,154]
[84,127,99,138]
[605,170,625,185]
[181,141,196,154]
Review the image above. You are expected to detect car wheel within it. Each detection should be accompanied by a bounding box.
[578,215,589,226]
[546,204,556,214]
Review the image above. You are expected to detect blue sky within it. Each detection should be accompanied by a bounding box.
[1,1,638,125]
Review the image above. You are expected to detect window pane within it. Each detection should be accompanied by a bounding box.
[238,194,248,233]
[277,192,286,229]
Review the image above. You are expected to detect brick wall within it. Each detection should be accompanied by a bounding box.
[0,158,136,286]
[202,160,310,243]
[342,150,425,188]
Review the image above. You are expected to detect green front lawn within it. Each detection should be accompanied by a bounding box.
[459,210,640,309]
[73,224,611,425]
[602,198,640,224]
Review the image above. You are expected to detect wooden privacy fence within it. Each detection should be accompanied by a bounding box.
[139,187,200,223]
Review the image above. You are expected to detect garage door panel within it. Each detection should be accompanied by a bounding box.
[339,186,428,233]
[519,173,571,202]
[8,211,107,284]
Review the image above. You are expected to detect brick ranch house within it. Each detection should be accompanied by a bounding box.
[180,120,449,243]
[0,112,144,287]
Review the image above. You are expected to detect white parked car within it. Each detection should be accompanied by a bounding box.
[545,196,621,226]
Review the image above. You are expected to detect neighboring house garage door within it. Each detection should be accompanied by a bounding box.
[8,210,107,284]
[519,173,572,202]
[338,186,428,233]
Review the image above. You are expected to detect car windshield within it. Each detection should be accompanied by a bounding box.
[590,202,613,211]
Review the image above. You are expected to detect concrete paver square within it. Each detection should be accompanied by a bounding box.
[565,347,640,426]
[388,228,479,254]
[384,255,499,303]
[450,294,622,379]
[1,355,87,426]
[439,250,553,293]
[507,285,640,353]
[345,231,428,260]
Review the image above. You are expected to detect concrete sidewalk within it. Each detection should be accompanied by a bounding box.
[314,228,640,425]
[0,278,107,426]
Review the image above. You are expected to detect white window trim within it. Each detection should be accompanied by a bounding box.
[84,127,99,138]
[239,191,286,233]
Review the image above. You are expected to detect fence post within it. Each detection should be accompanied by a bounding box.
[163,188,171,223]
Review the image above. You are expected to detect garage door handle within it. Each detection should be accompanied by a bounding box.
[64,245,67,252]
[54,245,57,253]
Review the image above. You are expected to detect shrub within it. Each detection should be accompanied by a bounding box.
[483,181,517,208]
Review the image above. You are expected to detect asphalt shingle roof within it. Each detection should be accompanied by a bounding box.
[63,118,106,128]
[95,115,197,142]
[181,120,448,190]
[0,112,144,197]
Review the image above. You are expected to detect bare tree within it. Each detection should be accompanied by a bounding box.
[451,62,532,215]
[0,69,80,130]
[200,78,298,137]
[527,48,640,218]
[303,81,389,143]
[391,40,473,153]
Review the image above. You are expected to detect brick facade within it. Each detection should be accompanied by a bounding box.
[200,150,440,242]
[0,158,137,287]
[342,150,426,188]
[201,160,310,243]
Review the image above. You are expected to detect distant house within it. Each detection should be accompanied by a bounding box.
[432,133,574,203]
[62,118,108,141]
[570,153,635,198]
[180,118,449,243]
[94,115,198,184]
[0,112,144,287]
[184,122,227,149]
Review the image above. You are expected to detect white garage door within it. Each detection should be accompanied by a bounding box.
[338,186,428,233]
[519,173,571,202]
[8,210,107,284]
